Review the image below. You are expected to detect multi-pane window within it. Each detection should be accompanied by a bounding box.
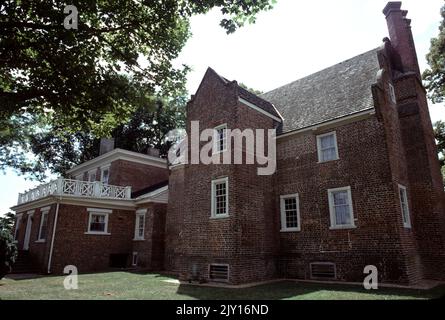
[214,124,227,153]
[88,170,96,182]
[101,167,110,184]
[87,209,111,234]
[280,194,301,232]
[134,210,146,240]
[37,209,49,241]
[398,185,411,228]
[211,177,229,217]
[328,187,355,229]
[317,132,339,162]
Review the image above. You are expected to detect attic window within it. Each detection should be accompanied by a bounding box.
[214,124,227,154]
[209,264,229,282]
[310,262,336,280]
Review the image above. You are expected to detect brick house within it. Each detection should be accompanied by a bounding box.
[11,2,445,285]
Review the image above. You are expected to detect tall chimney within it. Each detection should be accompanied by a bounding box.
[382,2,420,77]
[99,138,115,155]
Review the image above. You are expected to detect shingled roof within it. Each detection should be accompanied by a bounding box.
[261,48,380,133]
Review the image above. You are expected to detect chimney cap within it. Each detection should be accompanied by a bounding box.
[383,1,402,17]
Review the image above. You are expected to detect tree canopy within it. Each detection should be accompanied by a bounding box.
[423,4,445,180]
[423,4,445,104]
[0,0,275,178]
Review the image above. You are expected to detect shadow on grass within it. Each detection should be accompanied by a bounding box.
[176,281,445,300]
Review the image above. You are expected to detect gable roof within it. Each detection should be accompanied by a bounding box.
[203,67,282,121]
[260,48,380,133]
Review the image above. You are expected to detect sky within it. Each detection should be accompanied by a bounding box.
[1,0,444,215]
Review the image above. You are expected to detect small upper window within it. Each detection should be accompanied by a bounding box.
[398,185,411,228]
[317,132,339,163]
[328,187,355,229]
[134,209,146,240]
[280,194,301,232]
[87,209,111,234]
[388,83,397,104]
[214,124,227,154]
[88,170,96,182]
[211,177,229,218]
[37,208,49,241]
[100,166,110,184]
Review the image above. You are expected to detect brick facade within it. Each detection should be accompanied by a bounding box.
[11,2,445,286]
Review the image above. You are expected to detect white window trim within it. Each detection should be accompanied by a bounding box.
[14,213,23,242]
[211,177,229,219]
[132,252,138,266]
[36,207,50,242]
[328,186,356,230]
[100,165,111,184]
[133,209,147,241]
[316,131,339,163]
[398,184,412,229]
[88,169,97,182]
[213,124,228,155]
[85,208,111,235]
[280,194,301,232]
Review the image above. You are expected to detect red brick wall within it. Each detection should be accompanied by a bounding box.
[132,203,167,270]
[50,204,134,274]
[15,205,56,273]
[165,69,280,284]
[109,160,168,193]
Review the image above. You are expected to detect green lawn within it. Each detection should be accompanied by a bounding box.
[0,272,444,300]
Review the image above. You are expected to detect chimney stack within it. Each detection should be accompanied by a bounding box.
[382,2,420,77]
[99,138,115,155]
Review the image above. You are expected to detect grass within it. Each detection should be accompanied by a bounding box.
[0,272,444,300]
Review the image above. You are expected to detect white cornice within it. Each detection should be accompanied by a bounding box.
[66,148,167,175]
[238,98,283,123]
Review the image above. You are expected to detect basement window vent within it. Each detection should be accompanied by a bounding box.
[209,264,229,282]
[310,262,336,280]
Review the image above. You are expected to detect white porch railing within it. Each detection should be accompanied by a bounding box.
[17,178,132,205]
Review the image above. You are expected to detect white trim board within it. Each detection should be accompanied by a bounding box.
[238,98,283,123]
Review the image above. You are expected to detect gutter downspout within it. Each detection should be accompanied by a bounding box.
[47,199,60,274]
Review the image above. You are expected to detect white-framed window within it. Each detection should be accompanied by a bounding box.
[398,184,411,228]
[100,166,110,184]
[14,214,22,241]
[134,209,146,240]
[86,208,111,235]
[132,252,138,266]
[213,124,228,154]
[211,177,229,218]
[88,170,96,182]
[388,83,397,104]
[317,132,339,163]
[328,186,356,229]
[37,207,50,242]
[280,194,301,232]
